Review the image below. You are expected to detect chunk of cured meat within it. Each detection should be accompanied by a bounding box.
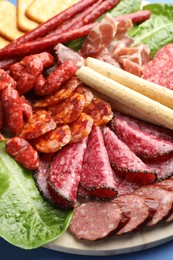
[80,126,118,200]
[34,153,55,202]
[20,95,33,121]
[10,52,54,95]
[48,92,85,125]
[34,60,77,96]
[55,43,84,68]
[33,76,81,108]
[6,137,39,170]
[143,153,173,181]
[112,112,173,143]
[83,98,113,126]
[69,201,122,241]
[75,85,93,108]
[142,44,173,90]
[0,69,16,91]
[134,185,173,226]
[111,112,173,158]
[120,59,143,77]
[48,138,88,209]
[69,113,93,144]
[115,194,151,235]
[19,110,56,140]
[80,14,118,57]
[1,86,24,136]
[103,126,156,185]
[33,125,71,153]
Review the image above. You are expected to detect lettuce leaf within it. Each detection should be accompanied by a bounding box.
[0,141,73,249]
[129,4,173,58]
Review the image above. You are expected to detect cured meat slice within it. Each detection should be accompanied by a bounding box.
[134,185,173,226]
[48,93,85,125]
[112,112,173,143]
[143,153,173,180]
[75,85,93,108]
[69,201,122,241]
[6,137,39,170]
[34,153,55,202]
[69,113,93,144]
[34,60,77,96]
[33,76,81,108]
[33,125,71,153]
[1,86,24,136]
[103,126,156,185]
[115,194,151,235]
[142,44,173,90]
[83,98,113,126]
[0,68,16,91]
[19,110,56,140]
[48,138,88,209]
[112,112,173,158]
[80,126,118,200]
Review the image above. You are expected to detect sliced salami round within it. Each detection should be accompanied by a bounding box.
[69,201,122,241]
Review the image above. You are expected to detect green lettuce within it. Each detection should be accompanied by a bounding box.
[0,141,73,249]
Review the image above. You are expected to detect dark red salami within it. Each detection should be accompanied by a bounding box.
[0,69,16,91]
[19,110,56,140]
[103,126,156,185]
[1,86,24,136]
[112,112,173,158]
[33,125,71,153]
[34,76,81,108]
[80,126,118,200]
[48,92,85,125]
[6,137,39,170]
[115,194,151,235]
[69,201,122,241]
[34,60,77,96]
[142,44,173,90]
[134,185,173,226]
[83,97,113,126]
[69,112,93,144]
[48,138,88,209]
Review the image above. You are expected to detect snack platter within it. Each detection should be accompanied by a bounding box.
[1,0,173,256]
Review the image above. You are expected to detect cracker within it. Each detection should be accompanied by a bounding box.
[0,35,10,49]
[17,0,39,32]
[26,0,80,24]
[0,1,24,41]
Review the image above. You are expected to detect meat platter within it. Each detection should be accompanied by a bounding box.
[1,0,173,256]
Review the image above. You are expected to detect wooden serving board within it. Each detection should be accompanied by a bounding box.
[44,222,173,255]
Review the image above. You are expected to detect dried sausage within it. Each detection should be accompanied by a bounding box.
[20,95,33,121]
[0,69,16,91]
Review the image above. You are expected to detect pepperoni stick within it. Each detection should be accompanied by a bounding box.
[1,0,98,51]
[0,23,98,59]
[115,10,151,24]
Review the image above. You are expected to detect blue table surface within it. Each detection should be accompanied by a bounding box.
[2,0,173,259]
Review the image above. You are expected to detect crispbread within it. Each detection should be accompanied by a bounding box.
[17,0,39,32]
[0,1,24,41]
[25,0,80,24]
[0,35,10,48]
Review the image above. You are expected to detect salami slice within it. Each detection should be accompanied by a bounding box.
[6,137,39,170]
[1,86,24,136]
[115,194,151,235]
[69,201,122,241]
[19,109,56,139]
[134,185,173,226]
[48,138,88,209]
[83,97,113,126]
[0,68,16,91]
[112,112,173,159]
[75,85,93,108]
[34,60,77,96]
[69,112,93,144]
[33,76,81,108]
[48,92,85,125]
[80,126,118,200]
[103,126,156,185]
[33,125,71,153]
